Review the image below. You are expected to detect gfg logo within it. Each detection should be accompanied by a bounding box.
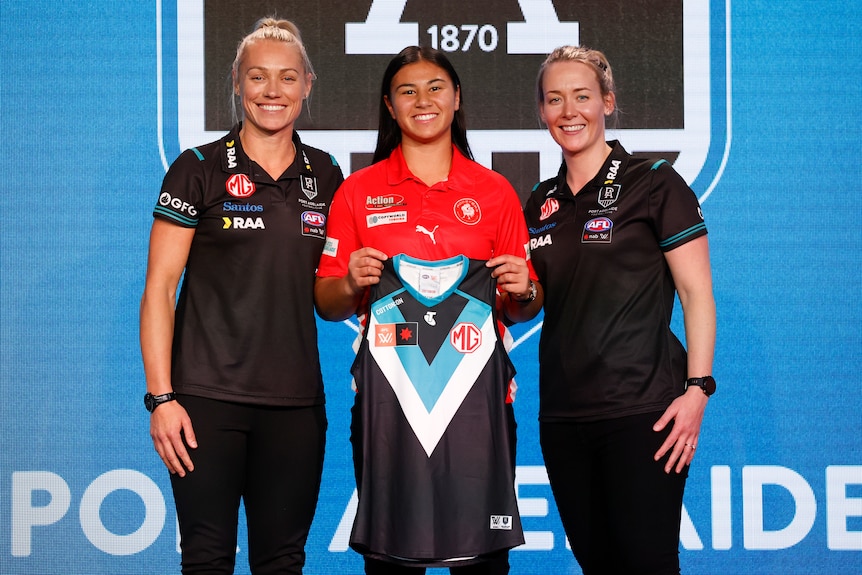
[158,191,197,217]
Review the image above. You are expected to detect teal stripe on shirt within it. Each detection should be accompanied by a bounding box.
[659,222,706,249]
[154,205,198,227]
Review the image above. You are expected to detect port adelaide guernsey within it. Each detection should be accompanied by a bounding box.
[349,254,525,566]
[153,126,343,406]
[523,141,708,422]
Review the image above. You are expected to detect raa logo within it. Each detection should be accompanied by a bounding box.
[222,217,265,230]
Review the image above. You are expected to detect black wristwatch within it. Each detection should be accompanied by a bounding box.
[144,392,177,413]
[685,376,716,397]
[512,280,537,304]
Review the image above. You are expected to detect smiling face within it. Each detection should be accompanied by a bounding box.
[384,60,460,149]
[233,38,312,137]
[539,61,615,160]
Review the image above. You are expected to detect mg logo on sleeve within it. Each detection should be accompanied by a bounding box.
[159,0,731,202]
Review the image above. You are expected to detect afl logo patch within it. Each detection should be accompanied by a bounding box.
[539,198,559,221]
[453,198,481,225]
[302,211,326,227]
[225,173,255,198]
[582,217,613,244]
[302,210,327,239]
[585,217,612,233]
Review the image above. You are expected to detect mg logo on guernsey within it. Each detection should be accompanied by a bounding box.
[225,174,255,198]
[159,0,730,203]
[539,198,559,221]
[450,322,481,354]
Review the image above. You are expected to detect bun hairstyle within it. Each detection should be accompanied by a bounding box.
[230,17,316,123]
[536,45,617,120]
[232,17,316,80]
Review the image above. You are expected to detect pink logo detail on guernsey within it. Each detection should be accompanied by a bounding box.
[539,198,559,221]
[453,198,481,225]
[226,173,256,198]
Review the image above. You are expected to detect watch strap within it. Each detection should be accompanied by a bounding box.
[512,280,537,304]
[685,376,716,396]
[144,392,177,412]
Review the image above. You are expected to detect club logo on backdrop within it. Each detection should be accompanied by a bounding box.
[159,0,730,203]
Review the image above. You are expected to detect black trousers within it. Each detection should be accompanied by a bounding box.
[170,395,326,574]
[540,411,688,575]
[364,551,509,575]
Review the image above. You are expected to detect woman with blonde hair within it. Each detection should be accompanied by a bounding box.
[141,17,343,574]
[524,45,716,574]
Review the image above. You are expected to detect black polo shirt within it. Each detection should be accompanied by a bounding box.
[523,141,707,422]
[154,125,343,406]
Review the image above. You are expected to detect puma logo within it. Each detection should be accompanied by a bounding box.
[415,224,439,244]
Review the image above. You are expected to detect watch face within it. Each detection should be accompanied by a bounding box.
[704,376,717,395]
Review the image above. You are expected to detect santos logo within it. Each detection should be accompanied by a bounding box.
[9,465,861,557]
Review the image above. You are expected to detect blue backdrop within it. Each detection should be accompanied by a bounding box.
[1,1,860,574]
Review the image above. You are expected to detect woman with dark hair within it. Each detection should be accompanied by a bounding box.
[371,46,472,164]
[315,46,542,574]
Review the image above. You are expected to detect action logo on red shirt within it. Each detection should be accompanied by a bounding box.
[225,173,255,198]
[453,198,481,225]
[366,194,406,210]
